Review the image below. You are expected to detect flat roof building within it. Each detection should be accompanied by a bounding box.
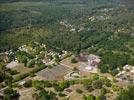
[35,65,72,81]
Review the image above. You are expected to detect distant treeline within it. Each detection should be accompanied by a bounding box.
[1,0,133,4]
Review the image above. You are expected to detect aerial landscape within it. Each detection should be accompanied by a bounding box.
[0,0,134,100]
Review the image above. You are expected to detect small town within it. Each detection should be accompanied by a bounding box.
[0,42,134,100]
[0,0,134,100]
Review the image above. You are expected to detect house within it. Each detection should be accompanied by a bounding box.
[116,65,134,83]
[77,54,88,62]
[87,54,101,64]
[65,88,73,94]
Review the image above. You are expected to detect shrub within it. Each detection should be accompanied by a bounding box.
[58,93,67,97]
[71,58,78,63]
[23,80,32,88]
[76,89,83,94]
[92,80,103,89]
[100,88,107,95]
[8,69,19,75]
[86,85,94,92]
[13,73,29,82]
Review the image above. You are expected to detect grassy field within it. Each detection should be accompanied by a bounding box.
[60,56,84,69]
[12,63,34,78]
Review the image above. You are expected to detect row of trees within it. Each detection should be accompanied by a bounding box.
[32,80,70,92]
[83,94,106,100]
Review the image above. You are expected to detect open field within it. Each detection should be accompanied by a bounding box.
[60,56,84,69]
[12,63,34,77]
[17,88,35,100]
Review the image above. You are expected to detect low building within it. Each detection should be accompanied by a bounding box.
[77,54,100,64]
[79,65,98,74]
[87,54,101,64]
[77,54,100,74]
[6,61,19,69]
[35,65,72,81]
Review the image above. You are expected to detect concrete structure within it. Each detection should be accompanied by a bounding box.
[35,65,72,81]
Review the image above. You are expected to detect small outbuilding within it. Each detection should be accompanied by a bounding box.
[6,61,19,69]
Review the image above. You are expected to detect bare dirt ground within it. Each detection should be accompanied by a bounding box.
[18,88,35,100]
[60,56,84,69]
[12,63,34,77]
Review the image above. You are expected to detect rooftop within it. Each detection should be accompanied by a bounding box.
[36,65,72,81]
[6,61,19,69]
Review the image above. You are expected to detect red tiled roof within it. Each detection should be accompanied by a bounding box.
[78,54,87,62]
[65,89,72,93]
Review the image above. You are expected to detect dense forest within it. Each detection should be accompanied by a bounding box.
[0,0,134,73]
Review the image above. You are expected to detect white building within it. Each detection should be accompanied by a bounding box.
[6,61,19,69]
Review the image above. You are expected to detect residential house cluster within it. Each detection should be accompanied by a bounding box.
[60,20,85,33]
[116,65,134,83]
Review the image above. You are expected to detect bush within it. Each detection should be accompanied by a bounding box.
[53,81,70,92]
[0,83,6,89]
[76,89,83,94]
[84,94,96,100]
[96,95,106,100]
[13,73,29,82]
[11,70,19,75]
[3,88,20,100]
[32,80,45,90]
[92,80,103,89]
[111,69,119,76]
[85,85,94,92]
[73,67,78,71]
[30,73,36,77]
[117,85,134,100]
[26,59,35,68]
[105,81,112,87]
[100,88,107,95]
[23,80,32,88]
[58,93,67,97]
[71,58,78,63]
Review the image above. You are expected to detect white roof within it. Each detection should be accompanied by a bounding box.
[6,61,19,69]
[88,54,100,60]
[19,81,26,85]
[131,70,134,73]
[85,66,93,71]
